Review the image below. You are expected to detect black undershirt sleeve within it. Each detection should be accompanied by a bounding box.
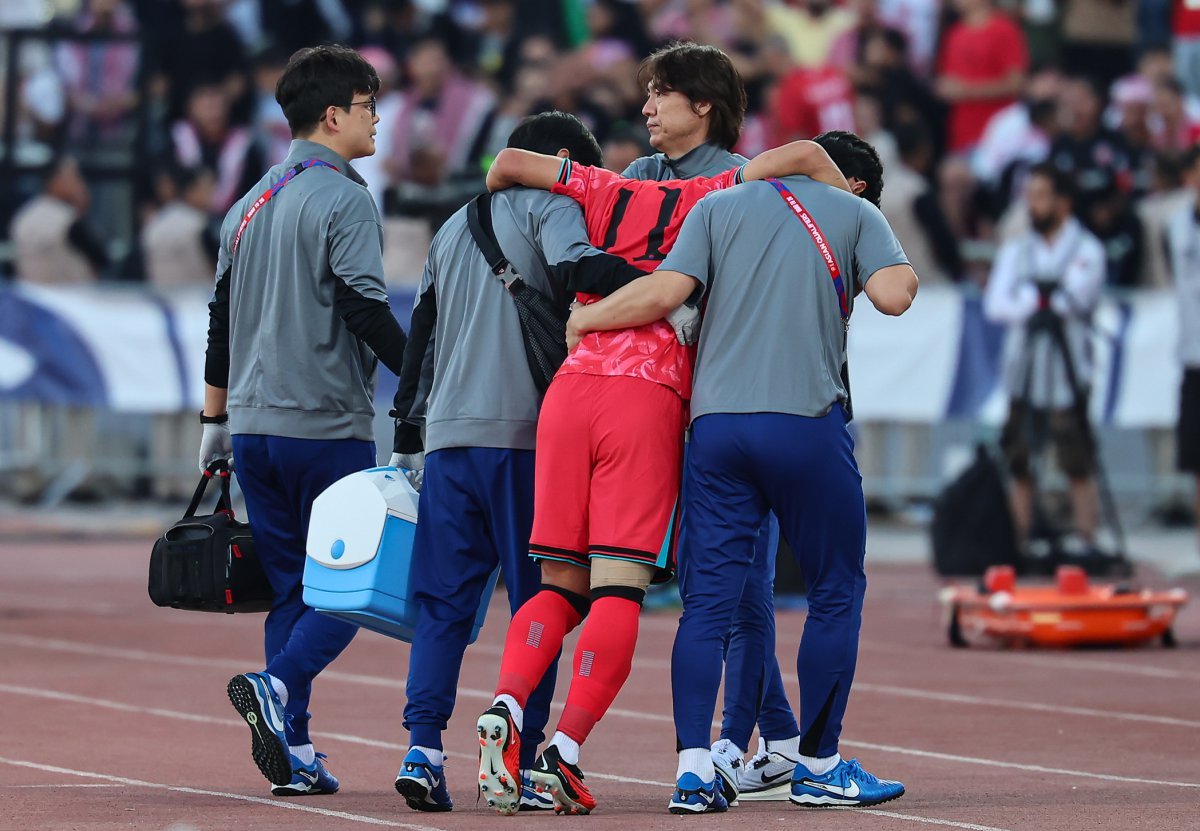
[333,280,408,376]
[549,252,650,297]
[204,266,231,388]
[391,282,437,453]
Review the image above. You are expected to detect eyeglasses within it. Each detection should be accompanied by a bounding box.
[348,97,377,117]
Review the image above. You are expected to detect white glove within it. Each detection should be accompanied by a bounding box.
[666,302,701,346]
[199,422,233,473]
[389,451,425,491]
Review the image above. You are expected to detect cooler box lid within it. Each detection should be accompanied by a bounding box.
[307,466,420,570]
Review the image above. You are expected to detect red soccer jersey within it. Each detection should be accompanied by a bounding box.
[550,160,741,399]
[771,65,856,146]
[937,12,1028,152]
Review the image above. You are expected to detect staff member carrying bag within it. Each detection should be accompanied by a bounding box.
[199,44,407,798]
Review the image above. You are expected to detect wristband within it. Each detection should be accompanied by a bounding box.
[200,412,229,424]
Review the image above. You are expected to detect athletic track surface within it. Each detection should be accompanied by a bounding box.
[2,539,1198,831]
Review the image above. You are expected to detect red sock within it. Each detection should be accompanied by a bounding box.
[557,596,641,744]
[495,589,585,705]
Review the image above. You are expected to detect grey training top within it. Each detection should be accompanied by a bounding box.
[216,140,387,441]
[660,175,909,421]
[407,188,643,454]
[622,141,747,181]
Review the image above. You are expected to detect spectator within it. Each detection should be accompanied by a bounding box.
[858,27,943,139]
[937,154,994,283]
[353,46,404,208]
[935,0,1028,154]
[141,165,218,290]
[973,63,1063,187]
[1174,0,1200,97]
[1136,151,1190,288]
[1165,144,1200,562]
[766,0,858,69]
[171,83,264,215]
[1050,75,1133,213]
[1083,174,1145,287]
[383,37,495,187]
[769,60,855,144]
[877,0,941,73]
[55,0,140,150]
[882,121,965,284]
[1149,77,1200,154]
[1059,0,1137,90]
[10,156,108,285]
[260,0,354,56]
[152,0,249,124]
[249,48,293,166]
[1111,75,1156,195]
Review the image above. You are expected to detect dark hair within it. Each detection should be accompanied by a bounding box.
[1028,161,1075,202]
[507,111,603,169]
[637,42,746,151]
[813,130,885,207]
[275,45,380,137]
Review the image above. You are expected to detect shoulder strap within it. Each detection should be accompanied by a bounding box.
[466,193,510,276]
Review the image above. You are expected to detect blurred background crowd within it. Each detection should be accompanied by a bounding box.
[0,0,1196,537]
[2,0,1200,290]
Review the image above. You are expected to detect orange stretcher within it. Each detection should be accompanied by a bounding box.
[941,565,1188,649]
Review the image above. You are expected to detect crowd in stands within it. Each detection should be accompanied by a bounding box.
[2,0,1199,292]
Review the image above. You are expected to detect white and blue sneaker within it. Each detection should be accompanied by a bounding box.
[709,739,742,806]
[519,772,555,811]
[789,757,904,807]
[227,672,292,787]
[395,748,453,812]
[668,773,729,815]
[272,752,340,796]
[738,738,798,801]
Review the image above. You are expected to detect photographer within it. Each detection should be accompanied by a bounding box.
[983,162,1106,552]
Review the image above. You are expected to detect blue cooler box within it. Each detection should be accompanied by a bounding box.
[303,466,498,643]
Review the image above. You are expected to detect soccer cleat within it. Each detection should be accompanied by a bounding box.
[227,672,292,786]
[519,772,555,811]
[789,757,905,807]
[395,747,453,812]
[529,745,597,815]
[272,752,339,796]
[738,738,799,801]
[668,772,729,815]
[710,739,742,806]
[476,703,522,815]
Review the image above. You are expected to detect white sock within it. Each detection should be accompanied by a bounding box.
[677,748,716,783]
[549,732,580,766]
[289,743,315,765]
[493,694,524,733]
[412,745,444,767]
[765,735,800,758]
[267,674,289,708]
[797,752,841,776]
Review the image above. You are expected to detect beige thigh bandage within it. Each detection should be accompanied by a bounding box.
[589,558,655,592]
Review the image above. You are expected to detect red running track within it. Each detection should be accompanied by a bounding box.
[1,539,1198,831]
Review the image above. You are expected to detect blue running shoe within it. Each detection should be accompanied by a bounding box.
[668,773,729,815]
[519,772,555,812]
[395,748,453,812]
[227,672,291,786]
[273,752,340,796]
[789,758,904,807]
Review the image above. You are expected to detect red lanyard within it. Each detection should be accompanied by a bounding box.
[231,159,338,254]
[766,178,850,326]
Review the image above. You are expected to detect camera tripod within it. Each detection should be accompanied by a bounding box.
[1009,293,1131,577]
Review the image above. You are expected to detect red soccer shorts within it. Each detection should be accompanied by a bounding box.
[529,372,684,574]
